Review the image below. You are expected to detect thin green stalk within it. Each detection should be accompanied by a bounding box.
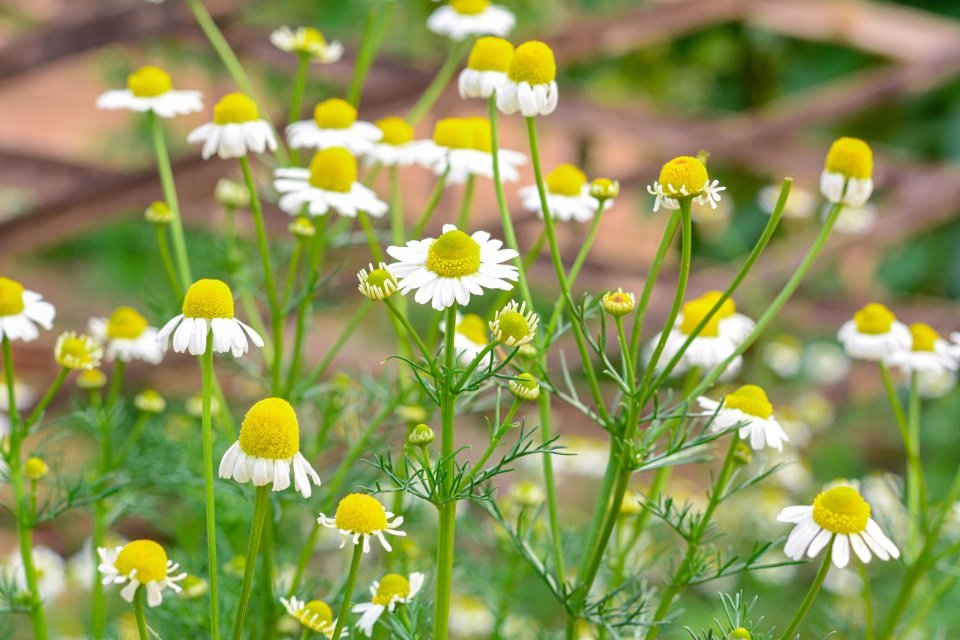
[779,541,833,640]
[23,367,68,430]
[411,168,450,239]
[282,240,304,311]
[357,210,387,263]
[347,3,394,109]
[285,216,328,399]
[288,54,311,166]
[200,335,220,640]
[434,304,459,640]
[106,359,126,409]
[407,40,470,125]
[538,390,566,581]
[628,211,681,364]
[300,301,373,391]
[147,110,191,291]
[118,412,151,462]
[155,224,182,300]
[232,485,270,640]
[469,398,521,476]
[859,559,875,640]
[91,386,116,640]
[456,175,476,230]
[908,372,927,535]
[384,298,433,362]
[330,543,365,639]
[134,586,149,640]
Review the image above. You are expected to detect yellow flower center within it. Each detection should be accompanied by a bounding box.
[376,117,414,146]
[107,306,149,339]
[812,485,871,535]
[366,268,397,291]
[507,41,557,85]
[910,323,939,352]
[723,385,773,419]
[852,303,895,335]
[127,66,173,98]
[0,277,26,316]
[456,314,488,345]
[182,279,235,319]
[514,372,538,390]
[546,164,587,197]
[678,299,720,337]
[465,117,492,153]
[697,291,736,318]
[213,93,259,125]
[300,600,333,627]
[730,629,752,640]
[467,36,514,72]
[238,398,300,460]
[494,311,530,343]
[372,574,410,606]
[24,457,48,480]
[658,156,709,197]
[313,98,357,129]
[335,493,388,534]
[308,148,357,193]
[427,230,481,278]
[114,540,169,584]
[825,137,873,179]
[433,118,473,150]
[299,27,327,49]
[56,334,98,369]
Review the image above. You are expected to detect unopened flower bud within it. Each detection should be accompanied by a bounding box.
[508,480,545,507]
[24,456,49,480]
[729,628,751,640]
[408,424,435,446]
[144,201,172,225]
[732,442,752,466]
[178,574,209,599]
[134,389,166,414]
[589,178,619,200]
[214,178,250,209]
[508,373,540,401]
[76,369,107,390]
[602,288,636,318]
[186,392,219,418]
[288,216,315,240]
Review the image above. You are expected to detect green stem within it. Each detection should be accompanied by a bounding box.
[407,40,470,125]
[285,216,328,399]
[232,485,270,640]
[411,168,450,239]
[347,4,394,109]
[106,359,126,409]
[23,367,68,430]
[469,398,521,476]
[456,175,476,230]
[134,586,149,640]
[155,224,183,301]
[538,390,566,581]
[908,371,927,538]
[780,541,833,640]
[147,110,191,291]
[300,301,373,391]
[282,240,304,312]
[859,558,875,640]
[92,386,116,639]
[330,543,364,639]
[384,298,433,362]
[628,211,681,365]
[434,304,459,640]
[200,336,220,640]
[288,54,311,166]
[357,210,387,263]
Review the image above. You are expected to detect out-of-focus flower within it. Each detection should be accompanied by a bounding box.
[274,148,388,218]
[366,117,421,167]
[4,546,66,601]
[885,322,957,375]
[698,384,789,451]
[519,164,611,222]
[763,334,803,378]
[758,183,816,220]
[280,595,340,637]
[214,178,250,209]
[427,0,514,41]
[287,98,382,155]
[837,303,910,361]
[829,202,877,235]
[497,41,558,117]
[0,277,55,343]
[448,594,496,637]
[821,137,874,207]
[89,307,163,364]
[96,66,202,118]
[54,332,103,371]
[803,342,851,385]
[271,26,343,63]
[187,93,277,160]
[134,389,166,414]
[459,36,513,99]
[353,572,425,637]
[648,297,742,380]
[417,117,526,184]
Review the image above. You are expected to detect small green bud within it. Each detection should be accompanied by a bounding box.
[408,424,435,446]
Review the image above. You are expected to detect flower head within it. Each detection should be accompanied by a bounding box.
[589,178,620,200]
[647,156,725,213]
[134,389,166,414]
[353,572,425,637]
[54,332,103,370]
[417,117,525,184]
[286,98,382,155]
[886,322,957,375]
[89,306,163,364]
[460,36,514,99]
[281,595,341,636]
[24,456,49,480]
[144,201,173,225]
[837,303,911,361]
[602,289,635,318]
[698,384,789,451]
[76,368,107,390]
[214,178,250,209]
[649,296,742,380]
[692,291,755,343]
[0,277,55,343]
[520,163,610,222]
[497,41,558,117]
[271,26,344,63]
[821,137,874,207]
[96,65,202,118]
[157,279,263,356]
[98,540,186,606]
[508,372,540,401]
[289,216,316,239]
[407,424,436,446]
[357,263,399,301]
[490,300,538,347]
[366,117,421,167]
[318,493,406,553]
[427,1,514,42]
[187,93,277,159]
[274,148,388,218]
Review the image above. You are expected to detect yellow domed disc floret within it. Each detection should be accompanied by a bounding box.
[507,41,557,86]
[678,299,720,337]
[107,306,149,339]
[24,457,49,480]
[114,540,169,584]
[182,279,235,319]
[433,118,474,150]
[457,314,488,345]
[372,574,410,606]
[465,117,492,153]
[697,291,736,318]
[308,148,358,193]
[299,27,327,49]
[335,493,388,534]
[451,0,490,15]
[55,333,100,370]
[658,156,709,197]
[376,117,414,146]
[825,137,873,179]
[299,600,334,630]
[128,66,173,98]
[723,385,773,419]
[0,277,26,316]
[427,230,481,279]
[546,164,587,197]
[493,312,529,342]
[729,629,752,640]
[238,398,300,460]
[812,485,870,535]
[852,303,895,335]
[313,98,357,129]
[467,36,514,72]
[214,93,259,125]
[909,323,939,352]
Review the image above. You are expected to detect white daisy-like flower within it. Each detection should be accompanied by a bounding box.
[917,369,958,399]
[427,0,514,41]
[497,41,558,117]
[648,297,742,380]
[837,303,911,361]
[157,279,263,357]
[758,183,816,220]
[489,300,538,347]
[828,202,877,235]
[885,322,957,375]
[679,291,755,344]
[353,572,425,637]
[270,26,344,63]
[778,485,900,569]
[280,595,344,637]
[442,312,490,366]
[459,36,513,99]
[820,137,874,207]
[97,540,186,607]
[0,374,34,414]
[698,384,789,451]
[96,65,202,119]
[187,93,277,160]
[219,398,322,499]
[365,117,422,168]
[387,224,519,311]
[0,277,55,343]
[54,332,103,371]
[286,98,382,155]
[519,164,611,222]
[5,545,67,602]
[88,306,163,365]
[647,155,725,213]
[274,147,388,218]
[318,493,406,553]
[417,117,526,185]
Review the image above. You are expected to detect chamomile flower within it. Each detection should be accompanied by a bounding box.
[96,65,202,118]
[602,289,635,318]
[274,148,388,218]
[777,485,900,568]
[427,0,514,41]
[157,279,263,357]
[280,596,342,637]
[647,156,725,213]
[690,291,755,343]
[649,297,742,379]
[357,263,399,301]
[88,307,163,364]
[286,98,382,155]
[0,278,55,343]
[820,137,874,207]
[885,323,957,375]
[829,202,877,235]
[837,303,911,361]
[387,224,519,311]
[270,26,344,63]
[758,183,816,220]
[698,385,789,451]
[490,300,538,347]
[318,493,406,553]
[54,332,103,370]
[508,373,540,401]
[497,41,558,117]
[98,540,186,606]
[417,117,525,184]
[5,545,66,601]
[0,374,34,413]
[519,164,611,222]
[365,117,421,167]
[353,572,425,637]
[219,398,322,498]
[459,36,514,99]
[442,313,490,364]
[187,93,277,160]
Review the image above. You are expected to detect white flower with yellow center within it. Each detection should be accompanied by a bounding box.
[496,41,558,117]
[885,322,957,375]
[837,303,911,361]
[365,117,422,167]
[490,300,538,347]
[97,65,202,118]
[519,164,611,222]
[758,183,816,220]
[98,540,185,607]
[352,572,425,637]
[270,26,344,63]
[698,385,789,452]
[682,291,755,344]
[274,148,388,218]
[5,545,66,602]
[459,36,513,99]
[387,224,519,311]
[649,297,742,379]
[219,398,322,499]
[427,0,514,41]
[54,332,103,371]
[88,306,163,364]
[0,374,34,413]
[647,156,725,213]
[280,595,343,637]
[318,493,406,553]
[0,277,55,343]
[417,117,526,184]
[358,263,399,301]
[441,312,490,365]
[778,485,899,568]
[157,279,263,356]
[828,202,877,235]
[286,98,382,155]
[187,93,277,159]
[820,137,874,207]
